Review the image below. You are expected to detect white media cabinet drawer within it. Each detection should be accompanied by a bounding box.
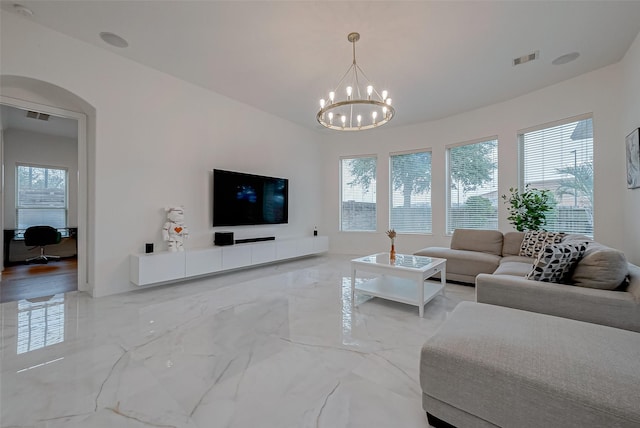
[130,251,186,286]
[185,247,223,277]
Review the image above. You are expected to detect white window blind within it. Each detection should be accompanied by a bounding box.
[390,151,432,233]
[340,156,377,231]
[16,164,67,230]
[520,117,593,235]
[447,139,498,233]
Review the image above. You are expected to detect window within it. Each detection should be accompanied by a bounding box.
[340,156,377,231]
[447,139,498,233]
[520,116,593,235]
[390,150,432,233]
[16,164,67,230]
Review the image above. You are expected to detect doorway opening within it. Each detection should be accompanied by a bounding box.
[1,97,88,303]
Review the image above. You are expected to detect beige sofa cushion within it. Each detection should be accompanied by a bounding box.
[494,255,534,276]
[494,261,533,277]
[450,229,503,256]
[571,242,629,290]
[415,247,500,278]
[501,255,535,264]
[502,232,525,256]
[420,302,640,427]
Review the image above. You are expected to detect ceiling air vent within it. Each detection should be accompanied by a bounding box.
[513,51,539,66]
[26,111,50,121]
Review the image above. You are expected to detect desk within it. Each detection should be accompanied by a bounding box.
[3,228,77,266]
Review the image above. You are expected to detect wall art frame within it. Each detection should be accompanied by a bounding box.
[626,128,640,189]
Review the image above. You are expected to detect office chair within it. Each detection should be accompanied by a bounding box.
[24,226,62,263]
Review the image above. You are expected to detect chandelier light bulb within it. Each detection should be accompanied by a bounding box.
[372,111,378,123]
[383,106,388,117]
[357,115,362,126]
[320,99,326,109]
[329,91,335,103]
[341,115,346,127]
[328,112,334,124]
[382,90,388,100]
[386,98,392,106]
[367,85,373,100]
[346,86,353,99]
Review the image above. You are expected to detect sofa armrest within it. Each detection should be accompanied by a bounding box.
[475,274,640,332]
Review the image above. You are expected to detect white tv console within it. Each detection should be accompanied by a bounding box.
[130,235,329,286]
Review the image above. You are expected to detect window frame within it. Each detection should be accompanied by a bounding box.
[445,136,499,235]
[388,148,433,235]
[339,154,378,232]
[15,162,69,231]
[517,113,594,236]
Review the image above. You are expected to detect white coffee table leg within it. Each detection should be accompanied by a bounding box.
[440,265,447,297]
[419,274,425,318]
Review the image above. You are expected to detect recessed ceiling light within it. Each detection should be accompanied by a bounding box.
[99,32,129,48]
[552,52,580,65]
[13,3,34,16]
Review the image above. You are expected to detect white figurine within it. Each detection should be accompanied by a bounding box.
[162,206,189,252]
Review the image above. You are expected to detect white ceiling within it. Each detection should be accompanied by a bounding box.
[0,104,78,139]
[3,1,640,132]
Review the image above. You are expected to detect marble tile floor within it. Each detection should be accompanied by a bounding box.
[0,254,475,428]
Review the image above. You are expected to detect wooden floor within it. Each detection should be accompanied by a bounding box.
[0,257,77,303]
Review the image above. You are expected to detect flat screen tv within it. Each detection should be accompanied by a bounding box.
[213,169,288,226]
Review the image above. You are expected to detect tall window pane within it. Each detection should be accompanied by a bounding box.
[16,164,67,229]
[340,156,377,231]
[390,151,432,233]
[520,117,593,235]
[447,139,498,233]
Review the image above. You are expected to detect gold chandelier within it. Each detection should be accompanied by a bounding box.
[317,32,394,131]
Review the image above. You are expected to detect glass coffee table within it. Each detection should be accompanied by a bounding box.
[351,253,447,317]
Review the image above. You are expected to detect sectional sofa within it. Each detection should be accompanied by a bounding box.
[416,229,640,427]
[415,228,640,332]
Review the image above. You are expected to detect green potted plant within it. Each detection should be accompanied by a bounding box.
[501,185,554,231]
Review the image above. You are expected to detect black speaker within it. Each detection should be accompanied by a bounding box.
[145,243,154,253]
[215,231,234,246]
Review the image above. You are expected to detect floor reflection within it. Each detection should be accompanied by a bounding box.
[341,276,374,345]
[17,293,65,354]
[341,277,353,345]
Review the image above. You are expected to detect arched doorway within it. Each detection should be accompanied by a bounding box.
[1,76,93,296]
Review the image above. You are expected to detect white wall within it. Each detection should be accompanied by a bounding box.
[3,129,78,228]
[1,12,323,296]
[621,32,640,265]
[321,62,628,257]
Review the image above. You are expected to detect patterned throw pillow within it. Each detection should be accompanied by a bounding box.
[526,242,588,283]
[519,231,566,258]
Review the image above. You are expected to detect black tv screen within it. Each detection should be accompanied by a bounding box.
[213,169,288,226]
